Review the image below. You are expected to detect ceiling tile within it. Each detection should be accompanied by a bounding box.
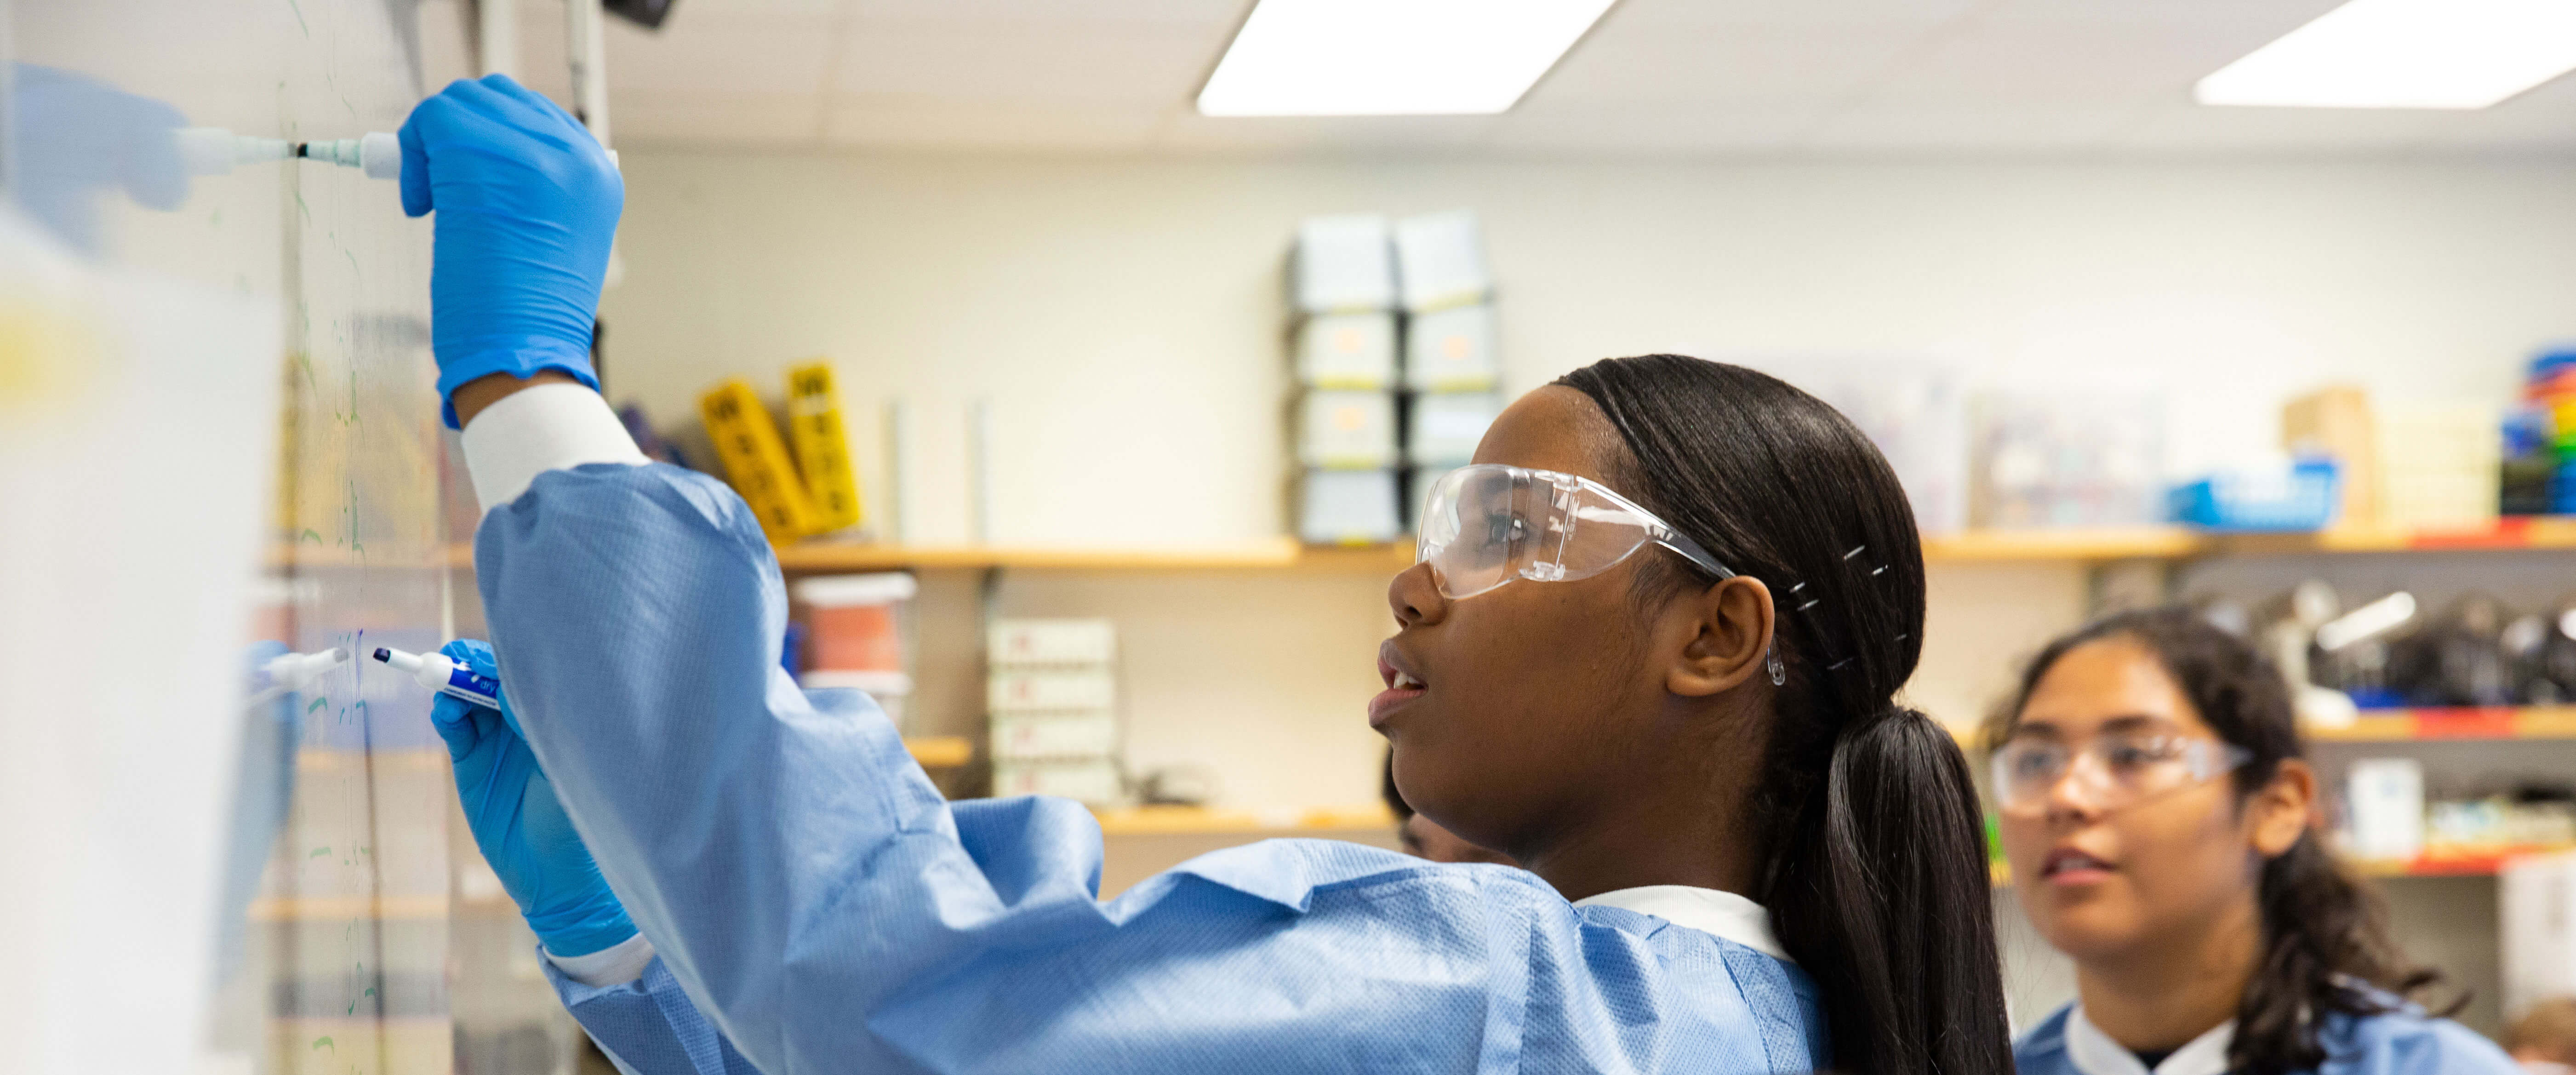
[825,96,1166,150]
[1486,101,1816,155]
[1602,0,1982,31]
[1151,112,1500,155]
[831,28,1216,107]
[2110,103,2452,155]
[605,19,834,96]
[1531,28,1928,109]
[1800,101,2142,153]
[2417,73,2576,156]
[614,90,825,145]
[849,0,1248,30]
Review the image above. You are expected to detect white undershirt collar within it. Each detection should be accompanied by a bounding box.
[1571,885,1790,961]
[2066,1004,2234,1075]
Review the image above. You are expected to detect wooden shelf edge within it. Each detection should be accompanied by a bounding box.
[1094,804,1396,836]
[306,739,972,769]
[2304,706,2576,742]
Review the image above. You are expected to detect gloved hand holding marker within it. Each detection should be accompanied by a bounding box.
[376,645,502,709]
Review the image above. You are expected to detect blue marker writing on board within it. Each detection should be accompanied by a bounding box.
[373,646,501,709]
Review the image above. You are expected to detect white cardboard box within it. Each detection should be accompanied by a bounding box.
[988,669,1117,712]
[993,760,1124,804]
[991,711,1120,761]
[2344,757,2425,861]
[989,619,1116,666]
[2502,850,2576,1018]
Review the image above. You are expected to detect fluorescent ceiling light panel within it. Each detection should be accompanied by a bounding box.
[1198,0,1617,116]
[2196,0,2576,109]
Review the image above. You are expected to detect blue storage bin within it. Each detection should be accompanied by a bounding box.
[2169,458,2340,531]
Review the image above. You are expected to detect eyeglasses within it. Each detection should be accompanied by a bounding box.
[1988,732,2252,815]
[1415,463,1734,600]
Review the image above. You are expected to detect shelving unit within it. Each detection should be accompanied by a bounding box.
[282,518,2576,578]
[1092,804,1395,836]
[2307,707,2576,742]
[2353,848,2576,878]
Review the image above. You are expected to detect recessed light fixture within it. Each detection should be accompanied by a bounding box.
[2196,0,2576,109]
[1197,0,1617,117]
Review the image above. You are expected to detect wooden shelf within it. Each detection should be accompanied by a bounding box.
[773,538,1414,573]
[905,736,974,768]
[2307,707,2576,742]
[304,738,972,773]
[1923,527,2208,562]
[1093,804,1395,836]
[2352,847,2576,877]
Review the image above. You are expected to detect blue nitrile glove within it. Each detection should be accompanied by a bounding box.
[397,74,620,429]
[428,638,637,957]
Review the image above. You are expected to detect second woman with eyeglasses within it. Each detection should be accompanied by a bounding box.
[1988,608,2519,1075]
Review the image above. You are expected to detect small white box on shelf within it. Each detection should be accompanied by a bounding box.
[2502,850,2576,1018]
[993,759,1125,804]
[1298,390,1399,469]
[1404,304,1499,392]
[989,619,1117,667]
[2343,757,2425,861]
[990,711,1121,761]
[1292,214,1395,314]
[1296,312,1398,389]
[1300,469,1401,545]
[988,669,1117,712]
[1407,392,1502,466]
[1394,209,1492,313]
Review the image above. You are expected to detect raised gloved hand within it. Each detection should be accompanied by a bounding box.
[397,74,620,429]
[429,638,636,957]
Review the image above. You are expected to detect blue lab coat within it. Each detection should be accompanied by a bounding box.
[480,461,1827,1074]
[2013,999,2519,1075]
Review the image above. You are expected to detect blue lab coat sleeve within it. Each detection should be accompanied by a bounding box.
[481,462,1826,1075]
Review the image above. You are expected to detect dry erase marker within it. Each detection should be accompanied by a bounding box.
[374,646,501,709]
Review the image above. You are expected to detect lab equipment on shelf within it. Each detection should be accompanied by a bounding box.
[2169,457,2340,531]
[1402,303,1500,393]
[1392,209,1493,313]
[1297,390,1400,469]
[1970,387,2165,530]
[795,572,916,730]
[1299,469,1402,545]
[1291,214,1396,315]
[2345,757,2427,861]
[1296,313,1398,389]
[988,618,1123,806]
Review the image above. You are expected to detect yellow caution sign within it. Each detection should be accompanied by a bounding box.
[784,360,864,532]
[699,378,817,543]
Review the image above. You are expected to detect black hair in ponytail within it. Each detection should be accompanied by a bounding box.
[1994,609,2452,1075]
[1556,355,2011,1075]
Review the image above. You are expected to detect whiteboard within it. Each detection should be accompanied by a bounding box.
[9,2,573,1072]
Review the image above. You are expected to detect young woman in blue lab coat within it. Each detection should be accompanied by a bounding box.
[1988,609,2520,1075]
[403,75,2011,1074]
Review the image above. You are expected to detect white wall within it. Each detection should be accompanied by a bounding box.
[598,152,2576,811]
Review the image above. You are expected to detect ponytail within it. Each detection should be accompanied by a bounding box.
[1767,705,2012,1075]
[1556,355,2012,1075]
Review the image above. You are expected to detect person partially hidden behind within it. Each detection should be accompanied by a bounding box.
[1991,608,2519,1075]
[1381,749,1516,865]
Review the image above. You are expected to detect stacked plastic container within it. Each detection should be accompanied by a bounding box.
[1290,210,1502,543]
[794,572,917,729]
[1394,211,1502,528]
[1292,216,1404,544]
[987,618,1122,804]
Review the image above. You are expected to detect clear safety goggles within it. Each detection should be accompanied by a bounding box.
[1416,463,1735,600]
[1989,732,2252,815]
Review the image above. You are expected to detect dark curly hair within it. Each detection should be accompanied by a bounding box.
[1987,607,2451,1075]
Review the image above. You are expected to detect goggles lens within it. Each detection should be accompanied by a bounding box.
[1415,464,1731,600]
[1989,733,2251,814]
